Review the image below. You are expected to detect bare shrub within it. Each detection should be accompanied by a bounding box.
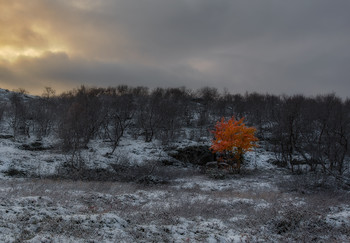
[111,159,197,184]
[277,172,339,193]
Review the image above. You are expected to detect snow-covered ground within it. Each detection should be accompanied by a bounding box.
[0,135,349,242]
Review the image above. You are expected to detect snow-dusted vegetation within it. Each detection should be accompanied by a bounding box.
[0,86,349,242]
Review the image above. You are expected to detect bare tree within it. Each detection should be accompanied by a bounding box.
[30,87,57,138]
[58,86,105,168]
[136,88,165,142]
[9,93,29,139]
[103,91,135,155]
[270,95,305,167]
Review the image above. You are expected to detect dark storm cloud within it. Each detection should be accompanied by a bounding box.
[1,0,350,97]
[0,52,208,92]
[101,0,350,97]
[107,0,350,57]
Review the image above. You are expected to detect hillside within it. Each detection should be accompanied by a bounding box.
[0,86,349,242]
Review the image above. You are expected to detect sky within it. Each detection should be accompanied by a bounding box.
[0,0,349,98]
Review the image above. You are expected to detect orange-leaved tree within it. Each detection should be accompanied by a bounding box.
[210,117,258,172]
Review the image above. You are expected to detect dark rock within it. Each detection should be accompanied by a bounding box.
[19,141,52,151]
[137,175,169,185]
[169,145,215,166]
[160,158,183,167]
[4,168,26,177]
[0,134,14,139]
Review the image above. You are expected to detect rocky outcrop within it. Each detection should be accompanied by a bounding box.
[168,145,215,166]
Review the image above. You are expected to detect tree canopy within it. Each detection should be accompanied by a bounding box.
[210,117,258,172]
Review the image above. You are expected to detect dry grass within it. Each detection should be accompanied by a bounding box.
[1,168,349,242]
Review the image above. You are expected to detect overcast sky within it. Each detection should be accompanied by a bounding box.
[0,0,349,97]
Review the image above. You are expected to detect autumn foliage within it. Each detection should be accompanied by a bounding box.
[210,117,258,172]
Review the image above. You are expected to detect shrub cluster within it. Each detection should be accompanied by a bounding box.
[0,86,349,183]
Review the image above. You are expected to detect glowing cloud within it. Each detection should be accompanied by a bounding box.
[0,1,69,63]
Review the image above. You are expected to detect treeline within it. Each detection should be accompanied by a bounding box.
[1,85,349,176]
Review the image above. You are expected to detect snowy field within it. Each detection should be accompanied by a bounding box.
[0,136,350,242]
